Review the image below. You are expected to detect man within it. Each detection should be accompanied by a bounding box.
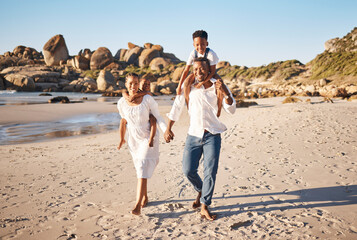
[164,57,236,220]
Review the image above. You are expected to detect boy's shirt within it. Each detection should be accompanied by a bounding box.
[187,48,219,66]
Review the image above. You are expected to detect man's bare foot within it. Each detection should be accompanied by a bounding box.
[131,204,141,215]
[200,204,217,221]
[141,195,148,208]
[192,192,202,209]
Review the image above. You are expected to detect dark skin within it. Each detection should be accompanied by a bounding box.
[165,60,233,220]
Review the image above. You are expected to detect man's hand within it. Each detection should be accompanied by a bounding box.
[164,129,174,143]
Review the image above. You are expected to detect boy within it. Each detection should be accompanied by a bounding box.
[176,30,219,96]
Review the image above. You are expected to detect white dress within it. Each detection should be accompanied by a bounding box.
[117,95,167,178]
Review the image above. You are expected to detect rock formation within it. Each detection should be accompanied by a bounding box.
[43,34,69,66]
[90,47,114,70]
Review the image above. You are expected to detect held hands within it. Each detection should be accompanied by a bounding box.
[176,86,182,95]
[164,129,175,143]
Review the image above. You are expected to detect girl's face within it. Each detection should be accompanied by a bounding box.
[126,76,139,95]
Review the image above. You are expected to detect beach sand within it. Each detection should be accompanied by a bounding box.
[0,97,356,239]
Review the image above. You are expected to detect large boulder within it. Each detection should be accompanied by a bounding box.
[96,70,115,91]
[158,79,177,94]
[90,47,114,70]
[161,52,181,64]
[171,66,184,83]
[3,74,35,91]
[149,57,172,71]
[0,76,4,90]
[1,65,61,84]
[114,49,127,61]
[73,55,90,70]
[138,49,160,67]
[78,48,92,60]
[123,46,143,65]
[324,38,339,53]
[43,34,69,66]
[151,44,164,54]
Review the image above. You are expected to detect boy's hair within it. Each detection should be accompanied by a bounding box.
[126,72,139,81]
[193,57,210,68]
[192,30,208,40]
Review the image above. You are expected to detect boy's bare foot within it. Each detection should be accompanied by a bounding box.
[141,196,148,208]
[131,204,141,215]
[192,192,202,209]
[200,204,217,221]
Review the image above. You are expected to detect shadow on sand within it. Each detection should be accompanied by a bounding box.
[146,185,357,220]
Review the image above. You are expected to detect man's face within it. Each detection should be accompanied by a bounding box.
[193,37,208,55]
[193,61,209,82]
[140,79,150,92]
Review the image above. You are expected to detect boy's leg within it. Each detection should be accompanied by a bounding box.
[182,134,203,194]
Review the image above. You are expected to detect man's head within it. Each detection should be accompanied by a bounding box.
[192,30,208,55]
[193,57,210,82]
[125,73,139,94]
[139,78,151,92]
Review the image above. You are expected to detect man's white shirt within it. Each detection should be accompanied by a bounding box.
[167,79,236,138]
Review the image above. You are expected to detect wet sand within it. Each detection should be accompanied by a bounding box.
[0,97,357,239]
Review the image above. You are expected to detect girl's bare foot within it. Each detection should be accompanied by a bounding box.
[200,204,217,221]
[192,192,202,209]
[141,195,148,208]
[131,204,141,215]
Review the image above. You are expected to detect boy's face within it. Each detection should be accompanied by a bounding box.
[193,37,208,55]
[140,79,151,92]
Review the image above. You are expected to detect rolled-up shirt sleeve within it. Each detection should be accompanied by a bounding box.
[166,94,185,122]
[223,87,236,115]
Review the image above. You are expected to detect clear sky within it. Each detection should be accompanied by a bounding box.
[1,0,356,67]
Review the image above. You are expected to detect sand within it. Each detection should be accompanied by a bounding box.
[0,97,356,239]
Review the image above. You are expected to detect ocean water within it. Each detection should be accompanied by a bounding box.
[0,91,173,145]
[0,90,106,105]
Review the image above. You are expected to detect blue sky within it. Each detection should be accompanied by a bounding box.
[1,0,356,67]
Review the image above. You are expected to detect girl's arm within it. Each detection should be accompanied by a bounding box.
[117,118,127,150]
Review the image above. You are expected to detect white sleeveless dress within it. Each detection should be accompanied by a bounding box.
[117,95,166,178]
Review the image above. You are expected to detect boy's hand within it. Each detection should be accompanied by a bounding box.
[117,139,126,150]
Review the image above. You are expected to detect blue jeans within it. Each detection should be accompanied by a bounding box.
[182,131,221,206]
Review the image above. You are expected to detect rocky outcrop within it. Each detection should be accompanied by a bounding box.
[124,47,143,65]
[0,76,5,90]
[114,49,127,61]
[149,57,172,71]
[78,48,92,60]
[96,70,115,91]
[43,34,69,66]
[65,77,97,92]
[217,61,231,69]
[73,55,90,70]
[171,66,184,83]
[138,49,160,67]
[90,47,114,70]
[3,74,35,91]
